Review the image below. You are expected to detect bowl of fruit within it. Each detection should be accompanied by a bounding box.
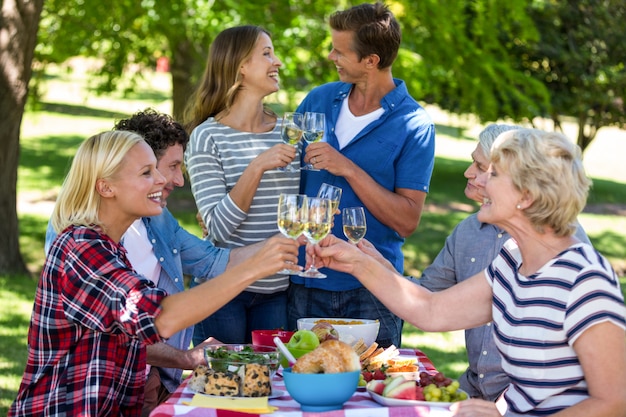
[297,318,379,346]
[366,372,468,405]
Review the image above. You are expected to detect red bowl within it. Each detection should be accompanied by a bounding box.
[251,330,295,349]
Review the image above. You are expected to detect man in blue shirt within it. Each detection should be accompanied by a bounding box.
[289,2,436,347]
[45,109,294,416]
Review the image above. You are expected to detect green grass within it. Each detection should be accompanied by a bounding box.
[2,63,626,413]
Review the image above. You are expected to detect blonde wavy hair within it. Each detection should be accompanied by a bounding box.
[51,131,145,233]
[491,128,591,236]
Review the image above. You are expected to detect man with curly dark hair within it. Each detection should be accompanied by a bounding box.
[45,108,292,416]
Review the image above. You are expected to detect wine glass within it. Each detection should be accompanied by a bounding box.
[278,112,303,172]
[302,112,325,171]
[276,193,308,274]
[342,207,367,244]
[299,197,333,278]
[317,183,342,215]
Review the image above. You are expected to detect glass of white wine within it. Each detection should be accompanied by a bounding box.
[278,112,303,172]
[299,197,332,279]
[276,193,308,274]
[302,112,325,171]
[342,207,367,244]
[317,183,342,214]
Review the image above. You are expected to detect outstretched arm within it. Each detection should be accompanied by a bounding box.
[313,234,492,332]
[156,236,299,339]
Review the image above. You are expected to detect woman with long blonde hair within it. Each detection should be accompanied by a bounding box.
[10,131,298,416]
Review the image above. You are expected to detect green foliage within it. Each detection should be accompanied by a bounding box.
[397,0,551,122]
[34,0,625,151]
[519,0,626,151]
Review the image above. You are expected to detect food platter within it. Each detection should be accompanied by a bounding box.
[367,388,466,408]
[187,384,286,400]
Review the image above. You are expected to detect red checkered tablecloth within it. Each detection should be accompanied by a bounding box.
[150,348,453,417]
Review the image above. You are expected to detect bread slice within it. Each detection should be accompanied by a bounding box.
[359,342,379,362]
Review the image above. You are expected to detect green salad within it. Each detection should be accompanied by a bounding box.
[206,346,278,373]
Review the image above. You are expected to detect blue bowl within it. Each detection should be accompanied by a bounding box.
[282,368,360,412]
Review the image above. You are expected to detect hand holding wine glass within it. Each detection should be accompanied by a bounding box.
[279,112,303,172]
[276,193,308,274]
[302,112,325,171]
[342,207,367,244]
[299,197,332,278]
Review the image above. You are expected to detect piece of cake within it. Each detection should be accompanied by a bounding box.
[203,370,241,396]
[242,363,271,397]
[187,365,209,392]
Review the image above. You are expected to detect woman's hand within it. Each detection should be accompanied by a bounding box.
[249,235,301,277]
[449,398,502,416]
[254,143,297,171]
[307,234,367,275]
[356,239,397,272]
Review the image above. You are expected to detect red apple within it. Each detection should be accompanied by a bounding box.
[310,321,339,342]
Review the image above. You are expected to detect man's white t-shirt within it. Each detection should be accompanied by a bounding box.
[335,95,384,149]
[122,218,161,376]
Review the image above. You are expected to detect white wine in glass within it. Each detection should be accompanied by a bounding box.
[317,183,342,214]
[299,197,332,279]
[276,193,308,274]
[302,112,325,171]
[279,112,303,172]
[342,207,367,244]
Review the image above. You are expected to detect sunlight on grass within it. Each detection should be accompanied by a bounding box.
[0,276,37,415]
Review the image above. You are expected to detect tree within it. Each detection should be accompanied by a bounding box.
[35,0,339,119]
[0,0,44,275]
[519,0,626,152]
[395,0,551,123]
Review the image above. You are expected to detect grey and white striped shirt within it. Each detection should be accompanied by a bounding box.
[185,117,300,293]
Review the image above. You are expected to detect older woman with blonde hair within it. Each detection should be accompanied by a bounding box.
[312,128,626,416]
[10,131,298,417]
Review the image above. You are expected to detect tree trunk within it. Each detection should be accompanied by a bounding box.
[0,0,44,276]
[169,37,197,121]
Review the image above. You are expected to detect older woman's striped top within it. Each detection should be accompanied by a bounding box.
[486,240,625,416]
[185,117,300,293]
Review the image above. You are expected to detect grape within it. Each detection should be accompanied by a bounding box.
[418,373,467,403]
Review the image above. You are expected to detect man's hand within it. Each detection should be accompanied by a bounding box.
[196,212,208,238]
[304,142,354,176]
[186,337,222,368]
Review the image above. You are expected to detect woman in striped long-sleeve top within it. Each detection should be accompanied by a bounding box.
[183,25,300,344]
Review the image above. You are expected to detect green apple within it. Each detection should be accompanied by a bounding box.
[286,329,320,351]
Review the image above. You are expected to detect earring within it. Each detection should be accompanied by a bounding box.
[516,204,522,209]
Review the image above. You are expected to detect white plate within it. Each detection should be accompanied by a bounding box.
[188,386,286,399]
[368,388,465,408]
[388,354,420,366]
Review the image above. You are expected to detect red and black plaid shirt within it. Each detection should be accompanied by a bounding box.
[10,226,166,417]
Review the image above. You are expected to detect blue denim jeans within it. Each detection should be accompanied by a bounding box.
[287,283,403,347]
[192,290,288,346]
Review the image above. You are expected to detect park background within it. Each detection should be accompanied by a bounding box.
[2,0,626,414]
